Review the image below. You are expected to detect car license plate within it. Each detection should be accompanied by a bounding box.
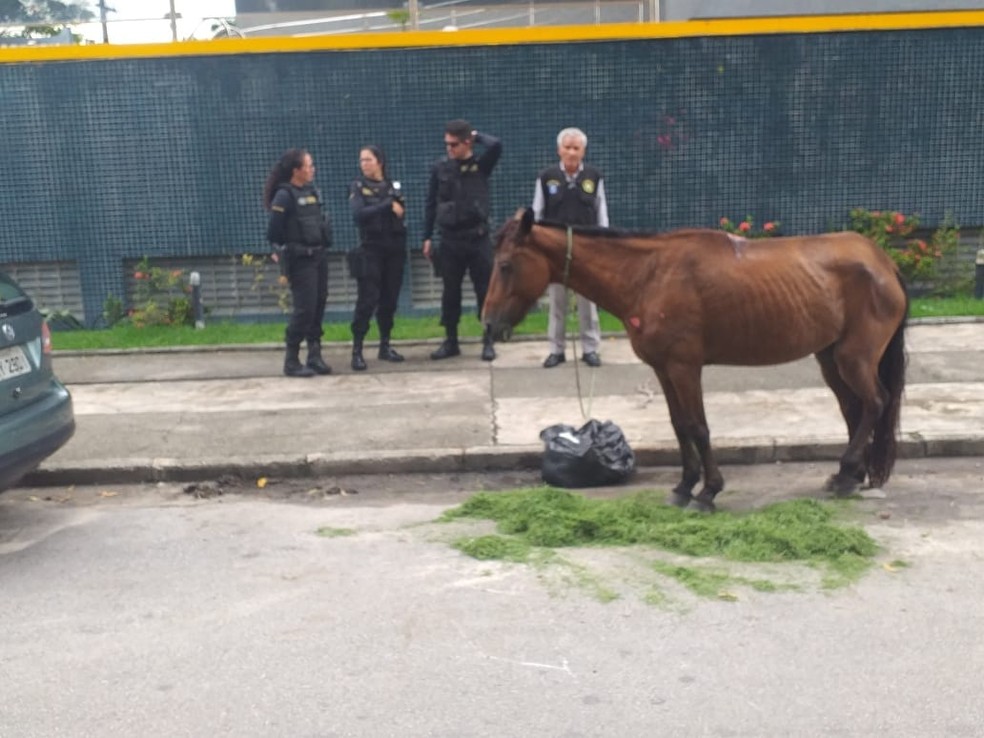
[0,345,31,380]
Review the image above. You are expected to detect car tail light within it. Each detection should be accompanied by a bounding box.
[42,321,52,355]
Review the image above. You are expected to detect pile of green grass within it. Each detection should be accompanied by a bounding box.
[442,487,877,586]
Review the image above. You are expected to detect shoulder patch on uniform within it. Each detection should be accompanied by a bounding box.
[361,187,373,196]
[581,179,596,194]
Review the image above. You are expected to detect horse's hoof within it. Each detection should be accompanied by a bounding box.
[691,493,717,514]
[824,473,860,497]
[668,491,693,508]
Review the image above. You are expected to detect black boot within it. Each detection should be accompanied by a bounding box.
[305,340,332,375]
[430,330,460,360]
[284,344,315,378]
[481,327,496,362]
[351,337,367,371]
[378,334,404,363]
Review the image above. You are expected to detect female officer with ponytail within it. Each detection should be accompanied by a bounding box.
[347,145,407,371]
[264,148,332,378]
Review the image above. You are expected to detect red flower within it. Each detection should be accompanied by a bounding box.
[738,222,751,233]
[763,222,775,232]
[917,240,928,252]
[885,225,894,233]
[134,271,146,280]
[894,212,905,225]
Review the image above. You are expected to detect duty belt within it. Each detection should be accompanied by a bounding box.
[287,244,324,257]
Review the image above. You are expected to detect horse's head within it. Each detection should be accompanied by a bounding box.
[482,208,552,342]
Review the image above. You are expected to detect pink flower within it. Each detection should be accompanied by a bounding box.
[134,271,146,280]
[763,222,775,232]
[719,217,730,226]
[894,212,905,225]
[885,225,894,233]
[738,222,751,233]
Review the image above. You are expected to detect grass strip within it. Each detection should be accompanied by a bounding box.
[49,296,979,351]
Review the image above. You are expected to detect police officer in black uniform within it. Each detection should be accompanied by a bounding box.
[423,119,502,361]
[264,148,333,378]
[347,145,407,371]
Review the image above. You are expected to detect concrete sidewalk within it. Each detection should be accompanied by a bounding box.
[27,320,984,486]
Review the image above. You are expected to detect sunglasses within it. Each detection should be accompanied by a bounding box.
[444,139,465,149]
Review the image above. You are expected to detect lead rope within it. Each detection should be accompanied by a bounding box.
[564,226,597,420]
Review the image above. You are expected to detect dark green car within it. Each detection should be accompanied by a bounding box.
[0,272,75,491]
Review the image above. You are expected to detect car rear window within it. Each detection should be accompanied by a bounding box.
[0,273,32,317]
[0,274,26,302]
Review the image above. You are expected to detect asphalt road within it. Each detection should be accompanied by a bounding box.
[2,457,984,737]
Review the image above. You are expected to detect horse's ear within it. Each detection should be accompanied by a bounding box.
[518,207,534,235]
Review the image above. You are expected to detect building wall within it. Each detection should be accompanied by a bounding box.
[1,16,982,324]
[664,1,984,20]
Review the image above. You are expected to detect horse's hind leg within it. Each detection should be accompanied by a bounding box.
[815,347,867,492]
[824,342,889,495]
[655,372,702,507]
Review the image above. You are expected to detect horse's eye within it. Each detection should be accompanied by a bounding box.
[498,261,513,277]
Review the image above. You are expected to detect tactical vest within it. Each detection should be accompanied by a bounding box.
[539,165,602,227]
[281,183,327,247]
[354,177,407,245]
[434,157,490,235]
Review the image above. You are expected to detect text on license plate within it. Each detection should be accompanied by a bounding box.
[0,345,32,380]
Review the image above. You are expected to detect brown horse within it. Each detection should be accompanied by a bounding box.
[483,208,908,511]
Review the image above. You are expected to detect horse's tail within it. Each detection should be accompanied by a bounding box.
[869,272,908,487]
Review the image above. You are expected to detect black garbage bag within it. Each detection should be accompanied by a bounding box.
[539,419,636,488]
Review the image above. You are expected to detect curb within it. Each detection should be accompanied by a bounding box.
[23,436,984,488]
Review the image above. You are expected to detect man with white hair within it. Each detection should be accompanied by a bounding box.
[531,127,609,368]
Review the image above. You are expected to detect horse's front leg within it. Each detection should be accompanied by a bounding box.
[656,373,701,507]
[665,364,724,513]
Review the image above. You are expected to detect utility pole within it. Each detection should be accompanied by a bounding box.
[168,0,178,41]
[98,0,109,43]
[408,0,419,30]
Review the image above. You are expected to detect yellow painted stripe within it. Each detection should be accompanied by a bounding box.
[2,10,983,65]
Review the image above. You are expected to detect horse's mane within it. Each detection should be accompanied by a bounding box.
[534,218,714,241]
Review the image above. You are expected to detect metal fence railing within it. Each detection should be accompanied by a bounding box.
[232,2,652,38]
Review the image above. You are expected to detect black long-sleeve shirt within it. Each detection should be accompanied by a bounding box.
[423,131,502,241]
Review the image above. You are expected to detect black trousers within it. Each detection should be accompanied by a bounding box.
[438,235,492,330]
[285,249,328,347]
[351,244,406,339]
